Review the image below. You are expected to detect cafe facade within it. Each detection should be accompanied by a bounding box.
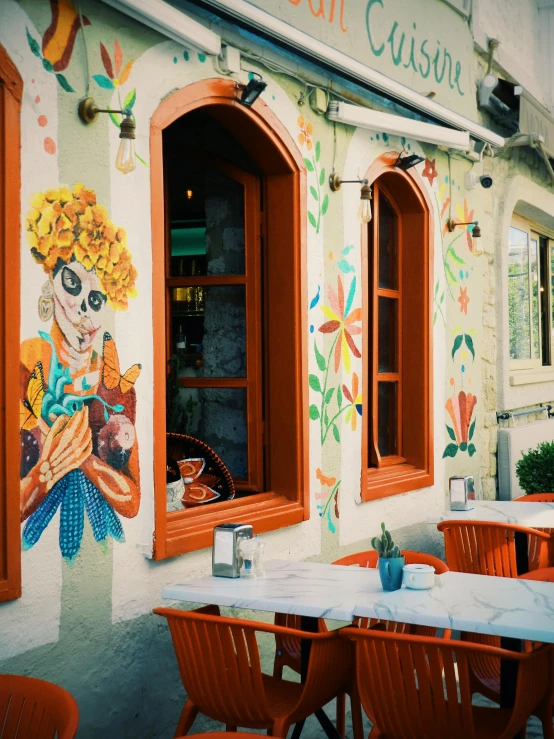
[1,0,554,735]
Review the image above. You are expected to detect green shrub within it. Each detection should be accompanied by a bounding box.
[516,440,554,494]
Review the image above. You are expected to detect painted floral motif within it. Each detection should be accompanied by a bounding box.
[455,199,476,252]
[421,157,438,186]
[26,184,138,310]
[298,116,328,233]
[318,276,361,373]
[94,40,133,90]
[26,0,89,91]
[458,286,470,314]
[443,390,477,458]
[343,373,363,431]
[315,468,340,534]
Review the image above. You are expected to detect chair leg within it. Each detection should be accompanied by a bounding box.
[273,659,284,679]
[350,689,364,739]
[538,702,554,739]
[272,718,290,738]
[174,700,198,737]
[336,692,346,738]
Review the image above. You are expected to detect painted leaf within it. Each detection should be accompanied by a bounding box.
[345,276,357,316]
[445,262,457,285]
[468,443,476,457]
[124,87,136,110]
[308,211,317,229]
[337,385,343,408]
[447,246,466,265]
[198,53,207,63]
[442,443,458,458]
[464,333,475,361]
[114,39,124,77]
[100,42,114,79]
[119,59,133,85]
[440,292,445,304]
[332,423,340,443]
[319,167,326,187]
[325,387,335,405]
[93,74,115,90]
[26,28,41,58]
[315,140,321,162]
[309,404,320,420]
[56,74,74,93]
[314,342,326,372]
[469,418,476,440]
[309,374,322,393]
[42,58,53,73]
[321,194,329,216]
[433,311,437,324]
[434,281,439,295]
[324,410,329,426]
[327,505,336,533]
[310,185,319,201]
[446,425,457,441]
[338,259,355,274]
[136,153,149,168]
[460,442,467,452]
[451,334,463,360]
[304,158,314,172]
[310,285,321,310]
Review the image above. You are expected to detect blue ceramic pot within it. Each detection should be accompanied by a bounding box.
[378,556,406,591]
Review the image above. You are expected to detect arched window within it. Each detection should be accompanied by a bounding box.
[362,159,433,501]
[151,79,308,558]
[0,44,22,601]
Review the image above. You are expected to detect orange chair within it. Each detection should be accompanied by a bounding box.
[273,550,448,738]
[341,626,552,739]
[462,567,554,739]
[437,519,551,575]
[0,674,79,739]
[154,607,350,738]
[516,493,554,501]
[183,735,259,738]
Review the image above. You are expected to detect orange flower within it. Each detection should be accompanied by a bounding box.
[454,199,476,251]
[316,468,337,487]
[458,286,470,314]
[446,391,477,446]
[297,115,313,151]
[342,373,362,431]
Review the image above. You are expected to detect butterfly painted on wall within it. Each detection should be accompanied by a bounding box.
[20,361,46,430]
[102,332,141,394]
[177,458,221,506]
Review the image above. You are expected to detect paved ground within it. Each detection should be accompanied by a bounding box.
[185,693,546,736]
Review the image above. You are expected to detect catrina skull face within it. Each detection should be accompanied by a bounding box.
[53,262,108,352]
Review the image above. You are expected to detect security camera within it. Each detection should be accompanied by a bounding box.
[464,172,494,190]
[480,174,493,189]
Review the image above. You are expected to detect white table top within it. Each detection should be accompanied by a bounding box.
[162,559,554,643]
[427,500,554,528]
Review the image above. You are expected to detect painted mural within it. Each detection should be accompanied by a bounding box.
[19,184,141,561]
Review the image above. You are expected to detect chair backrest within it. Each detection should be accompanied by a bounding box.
[0,675,79,739]
[437,519,550,575]
[515,493,554,502]
[332,549,448,574]
[340,627,550,739]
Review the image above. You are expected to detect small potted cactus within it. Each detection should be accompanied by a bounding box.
[371,522,405,591]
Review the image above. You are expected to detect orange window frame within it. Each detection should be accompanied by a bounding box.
[0,45,22,602]
[165,154,264,492]
[361,153,434,502]
[151,79,309,559]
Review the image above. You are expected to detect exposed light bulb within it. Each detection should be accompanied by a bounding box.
[116,136,136,174]
[186,189,193,199]
[358,196,372,224]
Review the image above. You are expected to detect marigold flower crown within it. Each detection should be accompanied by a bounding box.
[26,183,138,311]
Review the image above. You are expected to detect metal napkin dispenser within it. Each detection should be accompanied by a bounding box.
[212,523,253,578]
[449,475,475,511]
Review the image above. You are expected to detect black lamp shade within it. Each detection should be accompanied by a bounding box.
[240,79,267,107]
[395,153,425,170]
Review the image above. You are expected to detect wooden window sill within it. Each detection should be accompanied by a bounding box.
[362,463,433,502]
[509,369,554,386]
[154,493,306,559]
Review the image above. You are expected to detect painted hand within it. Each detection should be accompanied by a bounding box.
[38,406,92,491]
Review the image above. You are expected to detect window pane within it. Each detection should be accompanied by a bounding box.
[378,297,398,373]
[169,166,245,277]
[378,382,398,457]
[508,226,531,360]
[378,193,398,290]
[530,237,540,360]
[170,285,246,377]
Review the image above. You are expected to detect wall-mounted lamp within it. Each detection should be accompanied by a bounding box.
[329,172,372,223]
[446,218,482,238]
[78,97,136,174]
[394,151,425,170]
[238,73,267,107]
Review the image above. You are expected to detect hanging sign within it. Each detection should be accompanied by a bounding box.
[245,0,476,118]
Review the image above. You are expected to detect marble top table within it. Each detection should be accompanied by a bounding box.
[162,559,554,643]
[427,500,554,528]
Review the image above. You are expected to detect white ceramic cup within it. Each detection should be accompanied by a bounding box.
[402,563,435,590]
